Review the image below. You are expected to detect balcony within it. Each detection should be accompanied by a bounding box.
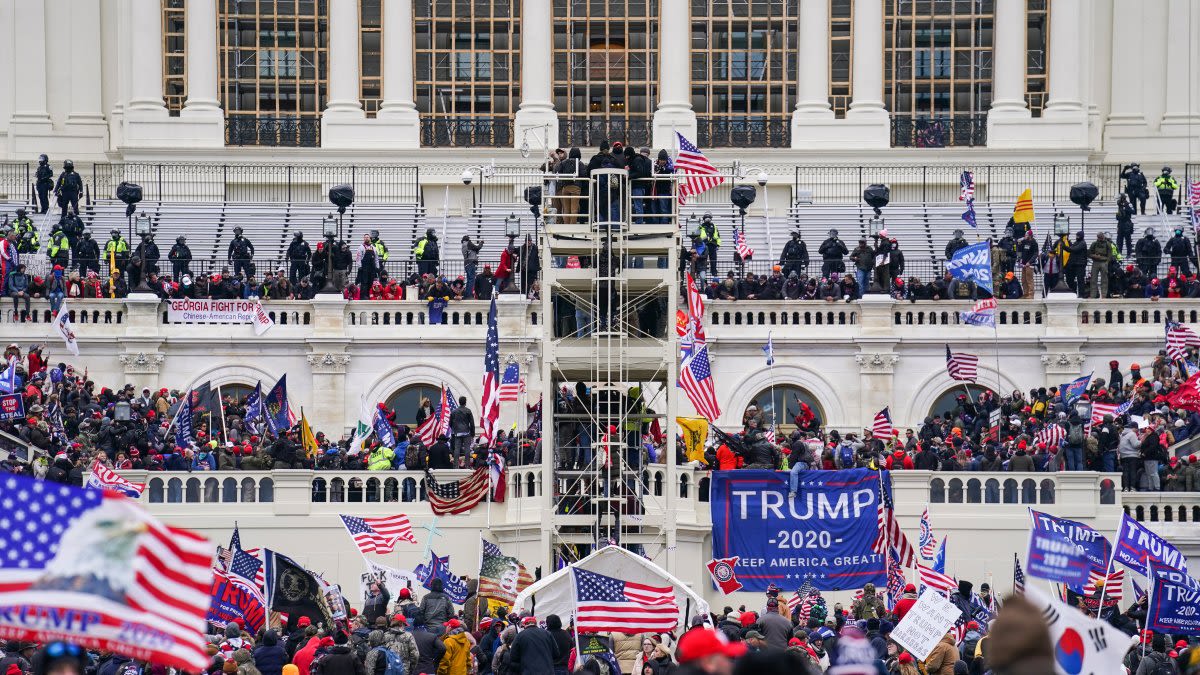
[697,117,791,148]
[225,115,321,148]
[559,118,652,149]
[891,114,987,148]
[420,117,513,147]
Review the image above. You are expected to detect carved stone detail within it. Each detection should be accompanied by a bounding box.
[118,352,164,374]
[1040,352,1087,374]
[307,352,352,373]
[855,352,899,374]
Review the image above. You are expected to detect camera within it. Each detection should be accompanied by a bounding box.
[461,169,474,186]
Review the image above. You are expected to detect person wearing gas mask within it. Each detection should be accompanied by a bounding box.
[818,228,847,277]
[104,229,130,280]
[1164,228,1197,276]
[169,236,193,280]
[1120,163,1149,215]
[45,221,70,270]
[1115,193,1136,257]
[945,228,969,259]
[53,159,83,219]
[35,154,53,214]
[1135,228,1162,280]
[130,233,160,288]
[413,227,439,276]
[227,226,255,278]
[75,230,101,277]
[697,213,721,277]
[287,231,312,286]
[779,231,809,278]
[1155,166,1179,215]
[11,208,36,253]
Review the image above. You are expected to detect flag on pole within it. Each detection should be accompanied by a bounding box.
[959,170,975,202]
[299,409,319,458]
[53,304,80,356]
[945,345,980,382]
[481,294,501,445]
[85,459,146,498]
[339,514,417,554]
[243,382,264,427]
[479,538,534,603]
[679,345,721,422]
[425,467,491,515]
[0,357,16,394]
[674,133,725,205]
[1082,568,1125,604]
[372,406,396,448]
[1035,424,1066,448]
[918,508,938,559]
[733,227,754,260]
[416,386,458,445]
[916,563,957,594]
[1024,586,1137,674]
[961,201,977,229]
[886,547,906,610]
[229,547,264,588]
[1013,552,1026,594]
[413,552,470,604]
[175,394,192,449]
[264,375,295,434]
[498,362,525,402]
[788,580,815,616]
[932,537,948,574]
[872,472,916,567]
[872,407,893,438]
[1166,321,1200,361]
[1060,373,1093,407]
[762,332,774,366]
[1012,188,1034,223]
[572,567,679,635]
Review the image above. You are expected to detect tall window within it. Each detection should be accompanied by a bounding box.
[163,0,187,115]
[414,0,521,146]
[691,0,795,147]
[554,0,657,148]
[830,0,852,117]
[1025,0,1049,116]
[361,0,382,116]
[884,0,992,146]
[218,0,328,146]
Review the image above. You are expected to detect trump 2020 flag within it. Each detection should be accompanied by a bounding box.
[1024,585,1136,675]
[1059,373,1093,408]
[264,375,294,434]
[414,551,469,604]
[86,459,146,498]
[0,474,213,672]
[1112,511,1190,579]
[945,241,993,293]
[207,568,267,636]
[1149,568,1200,635]
[372,408,395,448]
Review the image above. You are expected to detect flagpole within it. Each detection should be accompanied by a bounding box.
[475,534,484,631]
[570,567,583,664]
[216,383,229,444]
[1094,556,1113,621]
[1143,561,1155,657]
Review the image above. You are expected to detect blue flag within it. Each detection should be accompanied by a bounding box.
[244,382,264,425]
[373,407,396,447]
[762,332,774,366]
[175,395,192,449]
[1026,524,1092,586]
[945,241,992,292]
[961,202,977,229]
[414,551,469,604]
[960,310,996,328]
[933,537,948,574]
[1149,568,1200,635]
[1113,512,1189,579]
[1028,509,1111,579]
[0,357,17,394]
[264,375,291,434]
[1059,373,1093,407]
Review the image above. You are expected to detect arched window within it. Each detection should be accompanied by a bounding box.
[929,478,945,503]
[219,383,257,407]
[386,383,445,426]
[744,385,825,432]
[928,385,996,422]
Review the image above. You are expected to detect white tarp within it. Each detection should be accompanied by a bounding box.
[511,546,709,627]
[167,298,274,334]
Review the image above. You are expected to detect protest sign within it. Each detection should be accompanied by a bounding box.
[359,559,419,604]
[167,299,274,335]
[890,591,963,660]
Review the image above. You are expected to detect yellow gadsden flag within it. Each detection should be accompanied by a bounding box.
[676,417,709,462]
[1012,188,1034,223]
[300,408,319,458]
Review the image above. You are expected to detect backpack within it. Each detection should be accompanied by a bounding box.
[1068,423,1083,446]
[1147,652,1174,675]
[838,445,855,468]
[371,646,405,675]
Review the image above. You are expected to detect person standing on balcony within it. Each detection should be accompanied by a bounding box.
[651,149,674,225]
[75,230,100,278]
[1164,228,1196,276]
[370,230,390,270]
[1135,228,1162,279]
[461,235,483,297]
[168,236,192,280]
[779,231,809,278]
[1115,194,1136,257]
[851,239,874,298]
[34,154,53,214]
[818,229,847,278]
[1063,232,1088,297]
[1154,167,1179,215]
[130,233,160,288]
[1016,230,1039,299]
[553,148,584,225]
[104,229,129,281]
[53,159,82,220]
[697,214,721,277]
[626,146,653,225]
[448,396,474,466]
[1087,232,1114,298]
[413,228,439,277]
[1121,163,1149,215]
[518,234,540,295]
[356,234,380,288]
[227,226,255,279]
[45,222,69,270]
[586,141,622,223]
[287,232,311,287]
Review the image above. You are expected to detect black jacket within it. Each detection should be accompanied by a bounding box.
[412,628,446,675]
[818,237,847,262]
[314,645,364,675]
[427,441,453,469]
[228,235,255,260]
[509,627,559,675]
[449,406,475,436]
[169,243,192,263]
[55,171,82,197]
[289,239,312,262]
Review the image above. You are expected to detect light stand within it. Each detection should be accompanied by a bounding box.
[730,185,757,278]
[1049,212,1072,294]
[133,213,152,292]
[862,184,891,295]
[319,214,339,295]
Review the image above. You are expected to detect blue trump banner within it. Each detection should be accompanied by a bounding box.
[208,568,267,635]
[1059,374,1093,407]
[709,469,885,592]
[1026,530,1090,586]
[1114,512,1189,578]
[1149,569,1200,635]
[1028,510,1111,576]
[945,241,992,292]
[264,375,291,433]
[415,551,469,604]
[373,408,396,447]
[0,393,25,422]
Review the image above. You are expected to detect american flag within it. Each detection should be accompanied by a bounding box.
[959,170,975,203]
[681,273,707,356]
[339,514,417,554]
[1190,179,1200,207]
[872,407,893,438]
[573,567,679,635]
[498,362,525,403]
[872,472,916,567]
[229,547,264,589]
[918,508,938,559]
[733,227,754,260]
[1013,552,1026,594]
[416,386,458,446]
[1035,424,1066,448]
[674,132,725,205]
[945,345,979,382]
[917,563,957,594]
[788,580,814,616]
[425,467,491,515]
[1083,568,1125,602]
[1166,321,1200,361]
[886,546,906,610]
[679,344,721,421]
[1089,402,1119,426]
[950,613,970,645]
[481,294,501,445]
[0,474,213,672]
[86,459,146,498]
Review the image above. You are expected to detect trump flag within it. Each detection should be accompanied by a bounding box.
[0,474,213,672]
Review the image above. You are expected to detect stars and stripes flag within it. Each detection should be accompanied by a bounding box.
[416,386,458,446]
[229,547,264,589]
[886,546,906,610]
[481,293,501,445]
[1083,568,1125,603]
[572,567,679,635]
[339,514,417,554]
[1190,179,1200,207]
[918,508,939,559]
[872,471,916,567]
[945,345,979,382]
[797,591,822,625]
[425,467,491,515]
[1035,424,1066,448]
[733,227,754,260]
[1013,552,1026,594]
[788,580,814,616]
[917,562,957,594]
[498,362,525,403]
[479,538,535,603]
[679,344,721,422]
[0,474,213,672]
[959,170,975,203]
[872,407,894,439]
[674,132,724,205]
[680,273,707,356]
[1166,321,1200,361]
[86,459,146,498]
[1089,402,1119,426]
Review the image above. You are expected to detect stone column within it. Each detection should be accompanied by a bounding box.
[793,0,833,119]
[847,0,886,119]
[513,0,558,148]
[67,1,108,128]
[1043,0,1085,117]
[651,0,696,148]
[128,0,169,113]
[375,0,420,147]
[989,0,1029,118]
[1160,0,1200,130]
[7,0,53,152]
[325,0,365,116]
[178,0,225,146]
[1104,0,1146,127]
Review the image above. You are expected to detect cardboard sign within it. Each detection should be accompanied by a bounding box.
[890,591,963,660]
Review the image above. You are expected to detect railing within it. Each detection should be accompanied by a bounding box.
[420,117,513,147]
[559,118,652,149]
[792,164,1122,204]
[697,117,790,148]
[92,163,420,204]
[891,115,987,148]
[697,257,946,284]
[1124,493,1200,523]
[224,115,320,148]
[0,162,33,204]
[708,306,858,327]
[130,257,466,285]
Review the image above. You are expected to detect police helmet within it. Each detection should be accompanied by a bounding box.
[953,229,964,238]
[177,236,186,245]
[293,231,303,239]
[1145,228,1155,237]
[703,211,713,221]
[15,208,25,217]
[38,154,48,163]
[1163,166,1173,174]
[110,229,120,237]
[82,231,91,239]
[426,227,435,237]
[233,226,243,235]
[828,229,838,238]
[370,229,379,238]
[63,160,74,171]
[143,233,153,241]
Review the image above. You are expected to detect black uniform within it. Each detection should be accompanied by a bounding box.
[35,159,53,214]
[945,235,969,259]
[779,235,809,277]
[227,232,255,278]
[1164,232,1197,277]
[818,235,847,276]
[1120,165,1149,215]
[287,235,312,286]
[169,240,193,279]
[54,167,83,219]
[76,234,101,276]
[1115,198,1136,257]
[130,237,161,287]
[1134,233,1161,279]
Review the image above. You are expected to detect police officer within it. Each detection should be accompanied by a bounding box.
[1115,193,1136,257]
[1064,231,1088,297]
[945,228,969,259]
[1155,166,1180,215]
[1165,228,1197,276]
[412,227,439,276]
[1134,228,1162,280]
[35,154,53,214]
[104,229,130,279]
[227,226,255,278]
[369,229,389,268]
[287,231,311,286]
[54,159,83,219]
[46,222,70,269]
[1120,163,1149,215]
[14,209,39,255]
[818,228,848,277]
[779,231,809,278]
[76,230,101,276]
[996,226,1017,274]
[130,233,160,288]
[169,236,192,280]
[60,212,84,255]
[697,212,721,277]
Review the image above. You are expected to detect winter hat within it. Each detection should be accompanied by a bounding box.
[6,665,20,675]
[898,653,914,664]
[222,660,238,674]
[398,588,412,599]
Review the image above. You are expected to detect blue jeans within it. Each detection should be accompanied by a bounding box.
[855,269,870,297]
[1064,445,1084,471]
[49,291,64,314]
[1100,451,1116,473]
[789,462,810,493]
[464,262,477,298]
[575,307,591,337]
[631,185,647,222]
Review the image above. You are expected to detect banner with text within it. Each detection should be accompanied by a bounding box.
[1149,569,1200,635]
[890,591,963,661]
[207,568,267,635]
[166,299,274,335]
[1027,510,1109,586]
[710,469,885,592]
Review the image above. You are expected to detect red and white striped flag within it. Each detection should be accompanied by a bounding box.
[734,227,754,260]
[1084,568,1125,602]
[917,563,958,594]
[674,133,725,205]
[573,567,679,635]
[872,472,916,568]
[498,362,525,403]
[1089,402,1118,425]
[87,459,146,498]
[945,345,979,382]
[339,514,417,554]
[680,345,721,422]
[1189,179,1200,207]
[426,467,492,515]
[1166,321,1200,361]
[1035,424,1066,448]
[872,407,893,438]
[481,294,501,445]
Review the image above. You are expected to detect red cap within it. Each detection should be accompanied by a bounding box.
[398,588,412,599]
[739,611,757,627]
[479,617,494,630]
[677,628,748,664]
[966,621,979,630]
[349,608,358,617]
[297,616,311,627]
[1177,640,1188,648]
[904,583,916,593]
[444,619,462,630]
[1170,651,1179,658]
[521,616,537,627]
[898,653,914,664]
[788,638,802,647]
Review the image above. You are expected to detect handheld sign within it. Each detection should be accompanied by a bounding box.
[890,591,963,660]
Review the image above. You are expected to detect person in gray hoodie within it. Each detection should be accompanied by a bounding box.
[1118,420,1142,492]
[5,263,31,320]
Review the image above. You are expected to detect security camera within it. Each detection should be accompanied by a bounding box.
[520,141,531,159]
[461,169,474,185]
[756,171,769,187]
